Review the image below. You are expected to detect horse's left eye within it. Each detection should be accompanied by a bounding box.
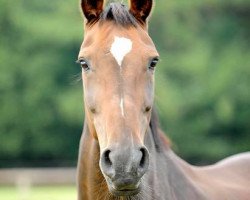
[149,58,159,70]
[79,60,90,71]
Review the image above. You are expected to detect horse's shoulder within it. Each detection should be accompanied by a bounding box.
[215,152,250,169]
[197,152,250,182]
[197,152,250,170]
[192,153,250,199]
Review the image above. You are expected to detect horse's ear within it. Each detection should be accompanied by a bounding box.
[81,0,104,24]
[129,0,153,25]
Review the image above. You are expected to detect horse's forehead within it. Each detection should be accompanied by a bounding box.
[84,23,153,49]
[80,23,158,65]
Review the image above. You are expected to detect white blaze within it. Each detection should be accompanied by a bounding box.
[110,36,132,66]
[120,98,125,117]
[110,36,131,117]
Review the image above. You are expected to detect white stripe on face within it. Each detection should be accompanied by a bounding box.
[120,98,125,117]
[110,36,132,67]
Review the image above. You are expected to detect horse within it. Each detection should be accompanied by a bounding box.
[76,0,250,199]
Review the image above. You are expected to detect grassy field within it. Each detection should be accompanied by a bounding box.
[0,185,76,200]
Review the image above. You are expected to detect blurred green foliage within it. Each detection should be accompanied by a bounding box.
[0,0,249,167]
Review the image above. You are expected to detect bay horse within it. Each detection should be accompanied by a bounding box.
[77,0,250,199]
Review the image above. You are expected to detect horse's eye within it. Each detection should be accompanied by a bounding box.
[79,59,90,71]
[149,58,159,70]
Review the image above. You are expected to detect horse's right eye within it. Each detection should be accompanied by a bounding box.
[79,60,90,71]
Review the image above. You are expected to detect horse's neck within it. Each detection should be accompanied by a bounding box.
[77,123,206,200]
[144,128,207,200]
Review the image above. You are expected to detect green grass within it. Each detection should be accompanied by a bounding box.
[0,185,76,200]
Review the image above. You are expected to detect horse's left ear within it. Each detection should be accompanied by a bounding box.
[81,0,104,24]
[129,0,153,25]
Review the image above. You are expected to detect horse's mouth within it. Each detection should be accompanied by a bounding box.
[105,175,142,196]
[110,186,140,196]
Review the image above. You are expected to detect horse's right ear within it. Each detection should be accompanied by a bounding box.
[81,0,104,24]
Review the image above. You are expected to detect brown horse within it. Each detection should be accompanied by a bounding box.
[77,0,250,199]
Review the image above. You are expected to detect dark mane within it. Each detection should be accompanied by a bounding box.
[150,108,166,152]
[100,3,138,26]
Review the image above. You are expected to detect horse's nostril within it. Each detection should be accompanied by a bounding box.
[100,149,114,179]
[103,149,112,167]
[100,147,149,180]
[139,147,149,168]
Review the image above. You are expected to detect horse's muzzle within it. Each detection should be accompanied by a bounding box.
[100,146,149,196]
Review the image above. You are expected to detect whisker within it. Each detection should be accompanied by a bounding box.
[70,73,82,85]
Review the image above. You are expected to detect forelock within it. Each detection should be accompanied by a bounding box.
[100,3,138,27]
